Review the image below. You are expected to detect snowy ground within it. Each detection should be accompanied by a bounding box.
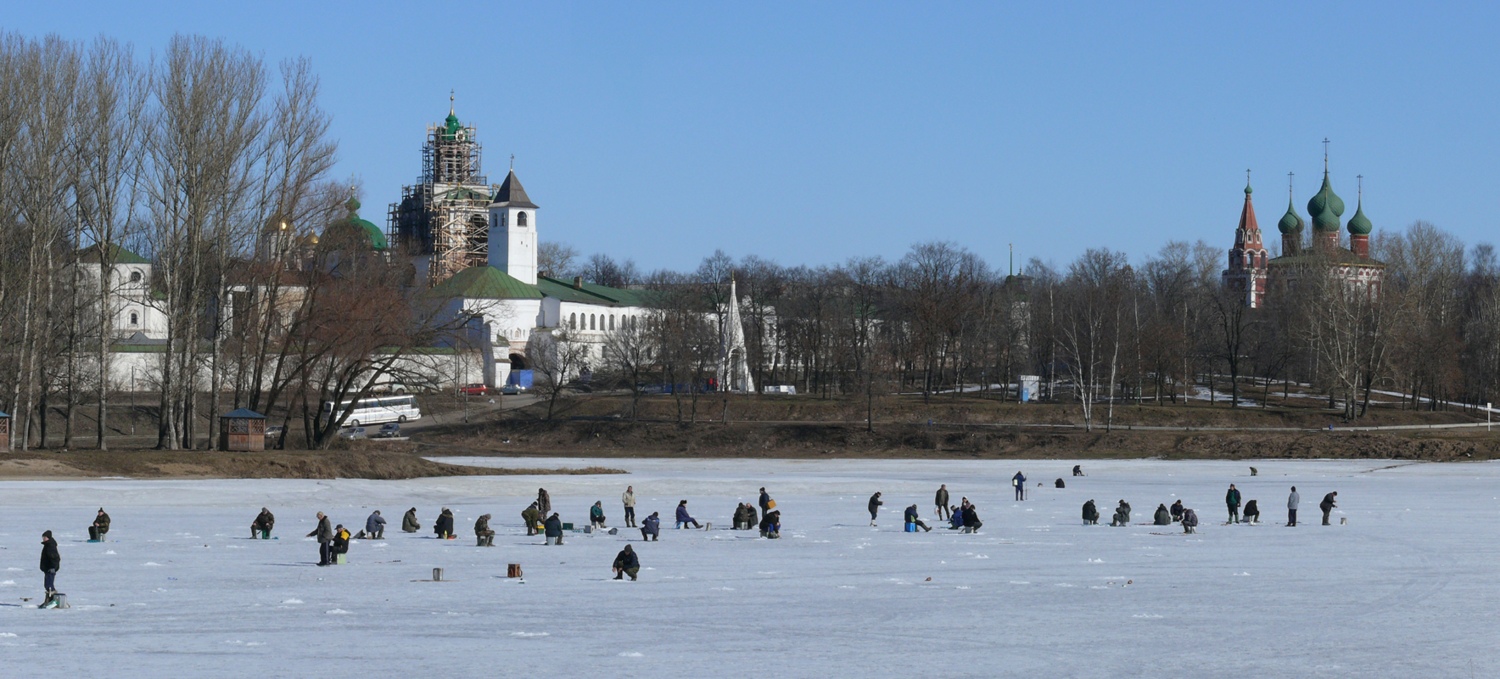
[1,457,1497,678]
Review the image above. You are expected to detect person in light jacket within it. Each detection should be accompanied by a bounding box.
[1287,487,1300,527]
[622,486,637,528]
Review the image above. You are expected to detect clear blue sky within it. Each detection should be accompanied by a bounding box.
[10,2,1499,273]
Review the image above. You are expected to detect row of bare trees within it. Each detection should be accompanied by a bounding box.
[0,33,469,450]
[575,224,1499,428]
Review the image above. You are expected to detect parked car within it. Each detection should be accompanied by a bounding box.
[457,383,488,396]
[264,425,285,439]
[500,384,521,395]
[339,427,367,440]
[371,423,401,438]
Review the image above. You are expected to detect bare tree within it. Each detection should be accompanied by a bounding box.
[527,327,589,420]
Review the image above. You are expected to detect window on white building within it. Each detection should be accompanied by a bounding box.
[517,211,528,227]
[129,270,142,283]
[569,313,576,329]
[129,312,138,326]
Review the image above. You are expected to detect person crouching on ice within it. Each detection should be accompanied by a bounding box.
[613,545,640,581]
[641,512,661,541]
[1182,508,1199,534]
[1242,499,1260,524]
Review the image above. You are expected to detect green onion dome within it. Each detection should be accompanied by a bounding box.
[1346,199,1372,236]
[1306,171,1345,221]
[1277,196,1305,234]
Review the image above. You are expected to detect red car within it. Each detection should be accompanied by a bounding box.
[457,383,488,396]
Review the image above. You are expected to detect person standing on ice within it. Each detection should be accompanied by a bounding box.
[537,488,552,517]
[935,485,950,520]
[1287,487,1300,527]
[904,504,932,531]
[401,507,420,533]
[40,530,60,600]
[613,545,640,581]
[622,486,637,528]
[675,500,701,529]
[1153,504,1171,526]
[365,510,385,539]
[307,512,334,566]
[544,513,564,545]
[759,487,773,515]
[252,508,275,539]
[868,492,884,526]
[641,512,661,541]
[1012,472,1027,501]
[1320,492,1338,525]
[1225,484,1242,524]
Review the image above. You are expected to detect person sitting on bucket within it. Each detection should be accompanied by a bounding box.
[904,504,932,532]
[475,514,495,546]
[675,501,701,529]
[401,507,420,533]
[1073,465,1084,477]
[252,507,275,539]
[1082,499,1100,525]
[331,524,351,563]
[590,501,607,529]
[364,510,385,539]
[89,508,110,541]
[612,545,640,581]
[544,513,564,545]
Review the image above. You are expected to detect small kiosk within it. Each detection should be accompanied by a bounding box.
[219,408,267,452]
[0,410,9,452]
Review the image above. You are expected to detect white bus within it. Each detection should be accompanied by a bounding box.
[323,395,422,427]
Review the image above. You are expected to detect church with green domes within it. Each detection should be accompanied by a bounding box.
[1222,153,1384,308]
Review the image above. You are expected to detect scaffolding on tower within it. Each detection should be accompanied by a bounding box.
[388,105,495,287]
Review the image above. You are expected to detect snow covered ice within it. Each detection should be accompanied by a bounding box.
[1,458,1497,678]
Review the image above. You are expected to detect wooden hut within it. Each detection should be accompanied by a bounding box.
[219,408,266,452]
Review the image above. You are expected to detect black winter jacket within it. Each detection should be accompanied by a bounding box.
[40,537,60,572]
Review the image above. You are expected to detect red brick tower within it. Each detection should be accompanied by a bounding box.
[1222,175,1269,307]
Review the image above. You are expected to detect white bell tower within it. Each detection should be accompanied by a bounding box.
[488,168,539,284]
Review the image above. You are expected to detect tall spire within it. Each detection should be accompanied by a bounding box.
[449,89,455,116]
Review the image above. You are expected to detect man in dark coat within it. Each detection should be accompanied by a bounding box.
[1153,504,1172,526]
[435,508,455,539]
[759,487,772,516]
[544,513,564,545]
[1182,508,1199,534]
[1320,492,1338,525]
[1082,500,1099,525]
[475,514,494,546]
[612,545,640,581]
[732,503,749,530]
[760,510,781,538]
[1170,500,1184,523]
[1012,472,1027,501]
[537,488,552,517]
[306,512,334,566]
[1225,484,1242,524]
[252,508,275,539]
[365,510,385,539]
[1111,500,1131,527]
[641,512,661,541]
[332,525,350,562]
[401,507,420,533]
[904,504,932,532]
[868,492,883,526]
[960,504,982,533]
[89,508,110,541]
[521,502,541,536]
[935,485,950,520]
[40,530,60,597]
[744,503,758,530]
[1243,499,1260,524]
[1073,465,1084,477]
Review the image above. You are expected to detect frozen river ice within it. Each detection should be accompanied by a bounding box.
[1,457,1496,678]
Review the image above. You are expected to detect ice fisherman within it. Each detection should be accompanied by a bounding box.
[1182,508,1199,534]
[364,510,385,539]
[904,504,932,532]
[252,508,275,539]
[401,507,420,533]
[1082,499,1100,525]
[522,502,541,536]
[675,501,701,529]
[641,512,661,541]
[307,512,334,566]
[1225,484,1242,524]
[760,510,781,538]
[1153,504,1171,526]
[622,486,637,528]
[1287,487,1300,527]
[1320,492,1338,525]
[475,514,495,547]
[332,524,350,563]
[1013,472,1027,501]
[613,545,640,581]
[1073,465,1084,477]
[537,488,552,517]
[40,530,60,600]
[1243,499,1260,524]
[935,485,950,520]
[544,513,564,545]
[868,492,883,526]
[89,508,110,541]
[435,508,455,539]
[1110,500,1131,527]
[960,504,982,533]
[590,501,607,529]
[1170,500,1184,523]
[949,506,963,529]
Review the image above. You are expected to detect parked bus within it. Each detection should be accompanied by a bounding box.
[322,395,422,427]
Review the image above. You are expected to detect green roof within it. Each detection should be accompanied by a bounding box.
[1346,200,1372,236]
[537,275,660,308]
[440,186,491,202]
[354,218,387,249]
[425,266,543,300]
[1307,170,1345,232]
[1277,195,1305,234]
[79,243,150,265]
